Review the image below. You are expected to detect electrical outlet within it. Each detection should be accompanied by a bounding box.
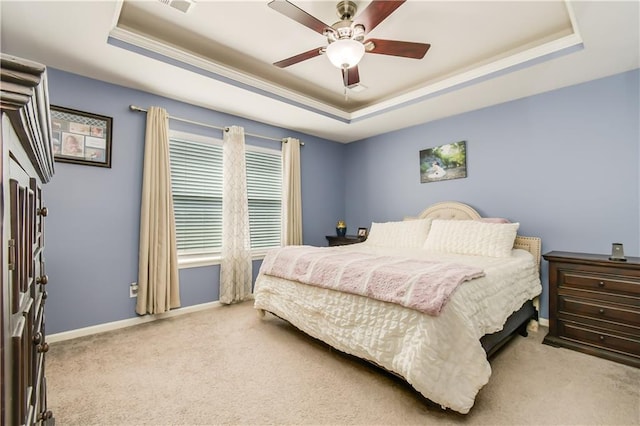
[129,282,138,298]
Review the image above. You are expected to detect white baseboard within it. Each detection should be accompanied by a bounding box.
[48,301,222,343]
[48,301,550,343]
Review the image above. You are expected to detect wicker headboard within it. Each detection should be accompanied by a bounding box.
[407,201,541,272]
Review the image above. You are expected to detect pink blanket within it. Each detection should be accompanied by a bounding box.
[259,246,485,316]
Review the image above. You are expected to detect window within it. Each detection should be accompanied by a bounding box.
[168,131,282,265]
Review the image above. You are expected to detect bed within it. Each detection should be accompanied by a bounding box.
[253,201,542,414]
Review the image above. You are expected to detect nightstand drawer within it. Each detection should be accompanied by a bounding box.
[560,271,640,296]
[559,296,640,326]
[558,320,640,357]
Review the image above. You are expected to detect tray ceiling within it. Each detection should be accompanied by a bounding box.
[1,1,638,142]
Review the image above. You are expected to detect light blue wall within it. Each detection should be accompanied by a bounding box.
[45,67,639,332]
[45,68,345,333]
[344,69,640,319]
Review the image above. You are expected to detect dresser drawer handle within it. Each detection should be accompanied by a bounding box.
[598,281,605,287]
[38,410,53,421]
[598,308,605,315]
[599,335,605,341]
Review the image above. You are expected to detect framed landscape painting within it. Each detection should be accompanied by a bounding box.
[50,105,113,168]
[419,141,467,183]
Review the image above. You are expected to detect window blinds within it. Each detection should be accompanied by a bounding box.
[246,150,282,248]
[169,134,282,255]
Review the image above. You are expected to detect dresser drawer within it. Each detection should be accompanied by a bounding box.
[559,295,640,327]
[558,320,640,358]
[559,270,640,297]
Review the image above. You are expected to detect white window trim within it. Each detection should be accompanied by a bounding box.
[177,250,273,269]
[170,129,222,147]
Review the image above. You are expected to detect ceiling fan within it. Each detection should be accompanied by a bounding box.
[268,0,431,89]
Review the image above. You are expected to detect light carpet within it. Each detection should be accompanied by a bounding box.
[47,301,640,425]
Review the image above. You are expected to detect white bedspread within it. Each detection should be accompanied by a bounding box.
[253,245,542,414]
[259,245,485,316]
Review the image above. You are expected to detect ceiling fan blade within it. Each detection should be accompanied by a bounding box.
[341,66,360,88]
[268,0,330,35]
[354,0,405,34]
[365,39,431,59]
[274,47,323,68]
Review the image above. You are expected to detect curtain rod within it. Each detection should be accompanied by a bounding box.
[129,105,303,145]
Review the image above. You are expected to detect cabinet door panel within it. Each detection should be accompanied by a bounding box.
[8,157,41,426]
[11,317,27,423]
[9,179,21,314]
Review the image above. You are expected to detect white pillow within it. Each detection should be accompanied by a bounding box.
[423,219,519,257]
[365,218,432,248]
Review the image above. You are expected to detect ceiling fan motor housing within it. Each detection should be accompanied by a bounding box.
[336,1,358,20]
[326,20,365,43]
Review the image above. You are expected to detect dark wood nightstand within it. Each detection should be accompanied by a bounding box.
[326,235,366,246]
[543,251,639,368]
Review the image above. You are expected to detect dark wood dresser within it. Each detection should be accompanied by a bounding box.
[326,235,366,246]
[543,251,639,368]
[1,54,55,425]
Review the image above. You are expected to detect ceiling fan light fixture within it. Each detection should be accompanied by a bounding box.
[326,39,365,69]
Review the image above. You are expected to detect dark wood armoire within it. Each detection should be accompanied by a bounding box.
[1,53,55,425]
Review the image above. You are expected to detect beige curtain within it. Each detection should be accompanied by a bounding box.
[220,126,253,304]
[282,137,303,245]
[136,106,181,315]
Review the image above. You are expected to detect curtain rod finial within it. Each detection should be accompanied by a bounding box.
[281,138,305,146]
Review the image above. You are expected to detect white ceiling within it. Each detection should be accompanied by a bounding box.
[1,1,638,143]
